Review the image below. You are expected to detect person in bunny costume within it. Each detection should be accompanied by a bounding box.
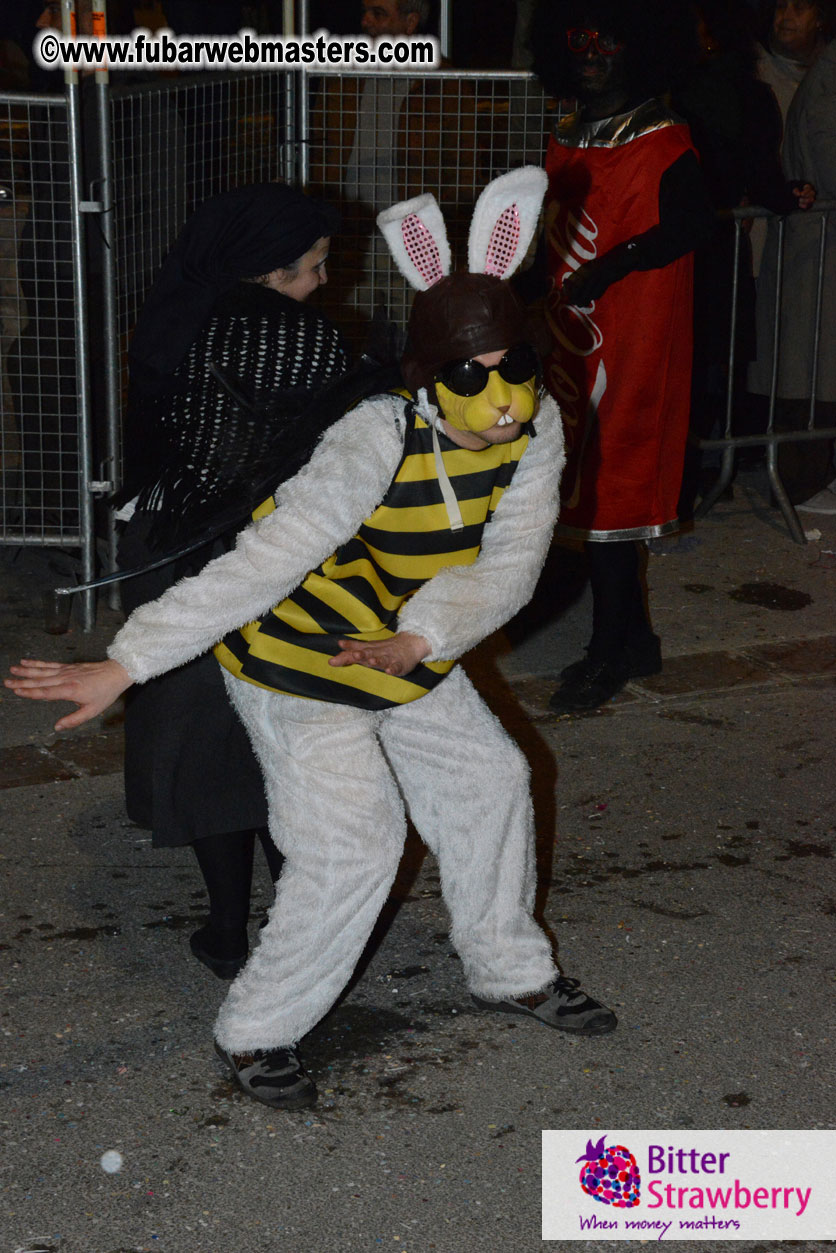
[6,168,616,1111]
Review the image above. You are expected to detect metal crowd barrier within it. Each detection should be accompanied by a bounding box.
[102,71,297,598]
[0,83,103,626]
[301,68,551,347]
[109,71,297,340]
[0,72,297,627]
[695,202,835,544]
[0,96,84,538]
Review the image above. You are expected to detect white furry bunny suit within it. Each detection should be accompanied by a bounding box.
[108,169,567,1051]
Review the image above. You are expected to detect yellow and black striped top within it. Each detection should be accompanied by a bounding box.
[214,401,530,709]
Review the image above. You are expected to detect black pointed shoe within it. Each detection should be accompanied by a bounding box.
[549,656,629,714]
[560,635,661,685]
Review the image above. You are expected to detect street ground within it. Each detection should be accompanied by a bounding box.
[1,467,834,1253]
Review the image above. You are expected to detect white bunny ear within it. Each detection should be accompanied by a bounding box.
[377,193,451,291]
[468,166,548,279]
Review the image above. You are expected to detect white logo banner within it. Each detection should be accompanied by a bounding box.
[542,1130,836,1241]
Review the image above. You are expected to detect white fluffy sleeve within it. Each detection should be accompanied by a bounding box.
[108,397,405,683]
[397,395,564,661]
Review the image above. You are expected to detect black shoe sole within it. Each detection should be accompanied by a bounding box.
[189,931,248,980]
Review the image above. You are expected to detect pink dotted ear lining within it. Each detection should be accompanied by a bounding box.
[484,205,521,277]
[401,213,444,287]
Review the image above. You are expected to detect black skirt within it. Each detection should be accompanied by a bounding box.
[118,514,269,848]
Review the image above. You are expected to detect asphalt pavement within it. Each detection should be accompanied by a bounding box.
[1,467,834,1253]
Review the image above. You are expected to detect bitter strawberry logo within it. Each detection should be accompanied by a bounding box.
[577,1134,641,1208]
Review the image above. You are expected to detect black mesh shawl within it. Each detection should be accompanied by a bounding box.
[123,284,349,550]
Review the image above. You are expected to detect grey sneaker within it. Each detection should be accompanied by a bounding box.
[215,1042,317,1109]
[472,975,617,1036]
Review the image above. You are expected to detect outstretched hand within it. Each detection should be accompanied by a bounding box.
[328,632,430,678]
[4,658,133,731]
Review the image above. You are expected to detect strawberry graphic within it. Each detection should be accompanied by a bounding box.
[577,1134,641,1208]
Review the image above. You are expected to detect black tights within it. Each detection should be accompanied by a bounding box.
[585,540,654,662]
[191,828,283,937]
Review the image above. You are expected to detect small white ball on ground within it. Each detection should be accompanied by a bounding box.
[100,1150,123,1173]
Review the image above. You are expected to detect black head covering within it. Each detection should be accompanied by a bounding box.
[129,182,339,392]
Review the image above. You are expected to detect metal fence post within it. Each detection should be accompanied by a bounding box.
[94,74,121,610]
[63,0,97,627]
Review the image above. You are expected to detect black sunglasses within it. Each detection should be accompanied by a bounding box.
[435,344,539,398]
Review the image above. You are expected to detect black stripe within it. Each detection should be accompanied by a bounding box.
[219,629,250,663]
[258,626,359,658]
[314,559,422,604]
[238,654,396,708]
[318,531,426,583]
[235,651,447,710]
[352,521,486,557]
[265,585,365,638]
[380,462,518,510]
[242,618,449,691]
[327,531,473,577]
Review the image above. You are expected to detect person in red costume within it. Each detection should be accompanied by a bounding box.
[528,0,715,713]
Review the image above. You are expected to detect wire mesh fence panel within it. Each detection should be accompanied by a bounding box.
[304,70,554,351]
[0,92,82,546]
[109,71,297,369]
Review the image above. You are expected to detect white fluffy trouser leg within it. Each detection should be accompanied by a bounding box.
[214,677,407,1052]
[379,667,557,1000]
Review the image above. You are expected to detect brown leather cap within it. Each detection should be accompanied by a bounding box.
[400,273,527,398]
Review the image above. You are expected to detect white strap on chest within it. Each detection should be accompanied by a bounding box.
[415,388,464,532]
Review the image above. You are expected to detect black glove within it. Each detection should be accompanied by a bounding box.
[559,245,633,307]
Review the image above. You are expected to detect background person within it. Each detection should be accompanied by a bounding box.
[758,26,836,511]
[528,0,714,714]
[117,182,348,979]
[747,0,835,510]
[756,0,831,121]
[672,0,815,514]
[747,0,832,275]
